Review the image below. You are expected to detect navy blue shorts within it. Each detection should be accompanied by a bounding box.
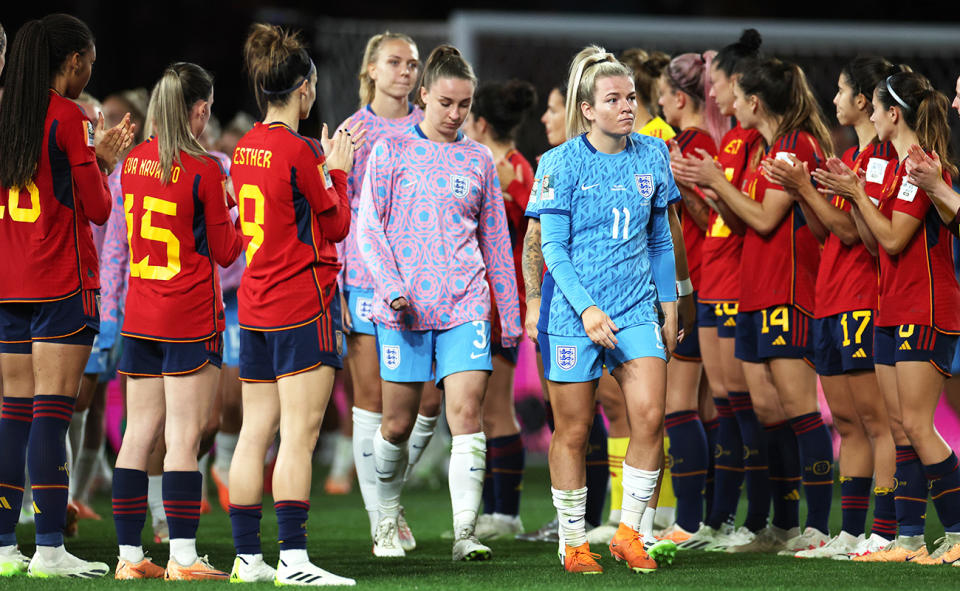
[735,304,812,364]
[712,301,740,339]
[814,311,875,376]
[239,291,344,382]
[0,289,99,353]
[697,301,717,328]
[493,342,520,365]
[118,334,223,377]
[874,324,959,377]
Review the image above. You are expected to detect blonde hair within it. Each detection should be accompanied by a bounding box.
[151,63,212,184]
[358,31,417,107]
[564,45,633,139]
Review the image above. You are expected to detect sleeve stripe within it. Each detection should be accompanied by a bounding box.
[539,208,570,216]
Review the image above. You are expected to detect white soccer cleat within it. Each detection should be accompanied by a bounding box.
[27,547,109,578]
[778,526,831,556]
[475,513,524,541]
[833,532,892,561]
[0,545,30,576]
[452,525,492,562]
[678,524,722,551]
[794,531,863,558]
[585,522,619,545]
[727,525,798,553]
[275,558,355,586]
[229,555,276,583]
[372,517,405,558]
[397,507,416,552]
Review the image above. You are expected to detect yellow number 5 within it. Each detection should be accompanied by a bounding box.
[124,194,181,281]
[239,184,265,265]
[1,182,41,222]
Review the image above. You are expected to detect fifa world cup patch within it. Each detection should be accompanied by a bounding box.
[85,120,96,148]
[528,178,539,203]
[866,157,888,184]
[451,174,471,199]
[897,181,918,203]
[382,345,401,370]
[635,174,654,199]
[540,175,554,201]
[556,345,577,370]
[319,162,333,189]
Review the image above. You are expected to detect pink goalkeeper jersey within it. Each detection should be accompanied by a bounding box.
[338,103,423,291]
[358,124,521,347]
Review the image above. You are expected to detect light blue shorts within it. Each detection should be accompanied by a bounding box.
[84,332,106,375]
[223,290,240,367]
[376,320,492,385]
[539,322,666,382]
[345,288,377,336]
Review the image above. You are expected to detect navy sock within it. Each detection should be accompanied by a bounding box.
[0,397,32,546]
[840,476,871,537]
[767,421,801,531]
[706,398,744,529]
[163,471,202,541]
[482,445,495,515]
[584,410,608,527]
[275,500,309,550]
[230,503,263,555]
[665,410,708,532]
[730,392,769,532]
[489,433,525,516]
[894,446,927,537]
[703,416,719,520]
[924,451,960,533]
[871,486,897,539]
[112,468,148,547]
[28,395,74,547]
[789,412,833,534]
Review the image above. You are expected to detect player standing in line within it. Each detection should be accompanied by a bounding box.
[463,79,537,540]
[0,13,133,578]
[358,44,521,561]
[540,46,678,575]
[111,62,241,581]
[762,57,902,559]
[621,49,674,142]
[226,23,357,586]
[816,71,960,564]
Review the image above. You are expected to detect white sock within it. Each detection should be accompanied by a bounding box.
[654,505,675,529]
[353,407,381,536]
[214,432,239,482]
[607,509,622,525]
[404,414,439,481]
[279,548,309,567]
[238,552,262,564]
[65,437,73,500]
[198,453,210,502]
[35,545,66,561]
[148,475,166,525]
[552,486,587,548]
[329,433,354,479]
[169,538,197,566]
[119,544,144,563]
[374,429,407,519]
[97,445,112,485]
[449,432,485,533]
[639,505,656,538]
[73,446,99,503]
[621,462,659,530]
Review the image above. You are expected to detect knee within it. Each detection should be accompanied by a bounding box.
[857,408,889,440]
[899,412,934,443]
[554,419,591,450]
[831,413,862,439]
[418,398,442,418]
[380,417,414,444]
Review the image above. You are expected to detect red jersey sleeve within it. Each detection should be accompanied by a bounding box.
[891,180,932,221]
[294,139,338,214]
[61,115,97,167]
[762,131,823,193]
[199,158,243,267]
[59,111,111,224]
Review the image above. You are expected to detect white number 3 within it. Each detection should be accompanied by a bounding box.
[472,321,488,349]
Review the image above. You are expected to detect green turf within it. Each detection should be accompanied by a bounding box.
[0,463,955,589]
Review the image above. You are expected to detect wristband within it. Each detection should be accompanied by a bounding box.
[676,277,694,297]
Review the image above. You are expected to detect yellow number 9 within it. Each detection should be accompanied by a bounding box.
[239,184,265,265]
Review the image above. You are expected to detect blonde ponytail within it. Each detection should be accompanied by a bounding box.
[152,63,212,184]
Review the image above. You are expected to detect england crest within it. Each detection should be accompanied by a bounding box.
[451,174,471,199]
[356,297,374,321]
[635,174,654,198]
[556,345,577,371]
[382,345,401,370]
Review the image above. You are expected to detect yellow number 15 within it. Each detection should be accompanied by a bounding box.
[124,194,181,281]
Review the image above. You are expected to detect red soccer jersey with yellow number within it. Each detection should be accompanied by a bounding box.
[232,122,349,330]
[739,130,824,314]
[869,158,960,331]
[674,127,718,291]
[814,142,895,318]
[120,139,242,340]
[700,123,763,303]
[0,90,111,302]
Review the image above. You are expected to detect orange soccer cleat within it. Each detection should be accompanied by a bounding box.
[115,557,165,580]
[74,500,102,521]
[852,538,928,563]
[609,523,658,573]
[164,556,229,581]
[209,465,230,513]
[64,502,79,538]
[562,542,603,574]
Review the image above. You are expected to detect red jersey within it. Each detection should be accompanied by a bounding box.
[674,128,718,291]
[869,158,960,331]
[0,90,111,302]
[232,122,349,330]
[700,123,763,303]
[739,130,824,314]
[120,139,242,340]
[496,149,533,327]
[815,142,895,318]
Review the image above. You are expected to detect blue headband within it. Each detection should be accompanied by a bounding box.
[261,60,316,96]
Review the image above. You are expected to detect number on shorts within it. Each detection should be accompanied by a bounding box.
[238,183,265,265]
[898,324,915,338]
[1,182,41,223]
[841,310,871,346]
[472,321,488,350]
[761,306,789,334]
[124,194,182,280]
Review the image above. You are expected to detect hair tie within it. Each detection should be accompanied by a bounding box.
[261,60,316,96]
[885,75,911,113]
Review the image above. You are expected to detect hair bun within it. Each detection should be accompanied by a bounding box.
[738,28,762,52]
[503,79,536,113]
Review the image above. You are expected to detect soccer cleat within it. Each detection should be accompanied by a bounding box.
[153,519,170,544]
[275,557,356,586]
[657,523,694,544]
[778,527,831,556]
[585,522,619,545]
[834,532,892,561]
[27,548,109,578]
[852,535,928,562]
[676,524,718,551]
[115,556,165,580]
[726,525,798,553]
[323,472,354,496]
[397,507,416,552]
[200,499,213,515]
[73,500,102,521]
[911,533,960,565]
[647,538,678,565]
[609,523,657,573]
[452,525,492,561]
[516,517,560,543]
[794,531,863,558]
[64,501,79,538]
[0,545,30,576]
[475,513,524,541]
[229,554,277,583]
[372,517,405,558]
[164,555,229,581]
[560,542,603,574]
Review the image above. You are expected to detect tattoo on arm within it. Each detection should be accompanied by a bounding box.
[522,220,544,300]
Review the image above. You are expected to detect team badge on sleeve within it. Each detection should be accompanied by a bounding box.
[382,345,401,370]
[556,345,577,370]
[451,175,471,199]
[540,175,554,201]
[635,174,654,199]
[319,163,333,189]
[85,121,96,148]
[897,181,918,203]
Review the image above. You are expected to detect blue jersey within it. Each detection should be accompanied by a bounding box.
[538,133,678,337]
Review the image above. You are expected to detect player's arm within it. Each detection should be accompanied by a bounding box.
[658,142,694,339]
[905,145,960,234]
[477,162,522,347]
[848,205,878,256]
[522,219,544,341]
[202,167,244,267]
[651,203,679,353]
[672,147,747,236]
[302,137,351,242]
[62,115,113,225]
[357,142,407,307]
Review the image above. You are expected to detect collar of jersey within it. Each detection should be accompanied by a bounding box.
[414,123,463,143]
[580,133,632,155]
[367,103,415,117]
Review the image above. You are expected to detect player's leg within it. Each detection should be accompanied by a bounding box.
[0,346,35,576]
[72,378,108,518]
[325,369,355,495]
[213,363,241,512]
[346,331,383,538]
[663,356,706,541]
[405,380,442,480]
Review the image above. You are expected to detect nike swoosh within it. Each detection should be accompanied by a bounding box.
[411,444,424,449]
[469,466,484,471]
[362,452,373,457]
[470,352,488,359]
[567,518,583,524]
[581,184,599,190]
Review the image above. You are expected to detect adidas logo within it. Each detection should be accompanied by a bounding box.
[0,496,10,510]
[899,341,912,351]
[852,348,867,358]
[772,335,787,346]
[724,318,736,327]
[785,490,801,501]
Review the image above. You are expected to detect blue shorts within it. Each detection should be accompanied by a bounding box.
[539,322,666,383]
[84,332,106,374]
[222,290,240,367]
[814,311,875,376]
[697,301,717,328]
[377,320,492,385]
[712,301,740,339]
[492,342,519,365]
[239,293,345,382]
[345,287,376,337]
[118,334,223,377]
[874,324,958,377]
[735,304,812,364]
[0,289,100,354]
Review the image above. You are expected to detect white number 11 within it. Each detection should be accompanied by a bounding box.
[611,207,631,240]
